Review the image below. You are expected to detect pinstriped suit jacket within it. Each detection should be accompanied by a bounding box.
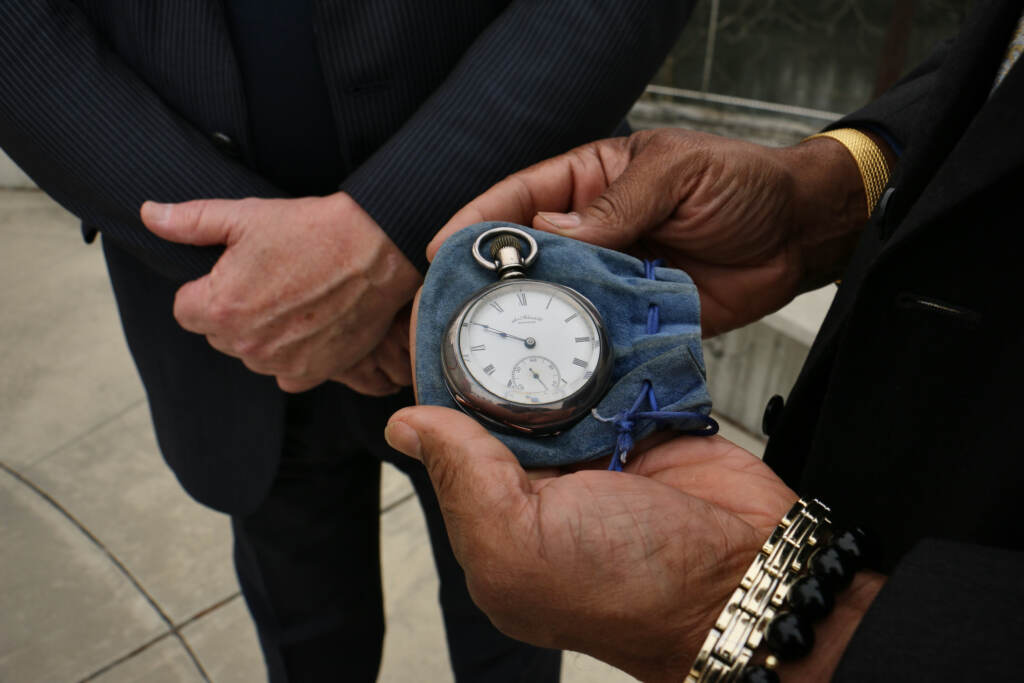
[0,1,693,512]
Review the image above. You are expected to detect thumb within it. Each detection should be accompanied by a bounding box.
[533,154,682,251]
[385,406,531,519]
[140,199,241,246]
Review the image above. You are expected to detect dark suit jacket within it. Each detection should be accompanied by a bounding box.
[0,1,692,513]
[764,1,1024,678]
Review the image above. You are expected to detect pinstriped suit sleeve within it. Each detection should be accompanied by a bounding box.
[0,1,284,282]
[337,0,695,271]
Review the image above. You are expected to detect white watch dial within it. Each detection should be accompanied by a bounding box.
[457,281,603,405]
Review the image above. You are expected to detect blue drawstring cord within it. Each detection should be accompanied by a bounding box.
[596,259,719,472]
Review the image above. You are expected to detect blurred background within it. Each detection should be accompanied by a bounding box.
[0,2,972,682]
[655,0,965,111]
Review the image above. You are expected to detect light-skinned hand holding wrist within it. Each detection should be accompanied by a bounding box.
[140,191,421,395]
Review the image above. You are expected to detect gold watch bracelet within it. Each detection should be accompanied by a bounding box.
[685,499,834,682]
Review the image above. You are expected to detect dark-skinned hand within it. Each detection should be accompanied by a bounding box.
[429,129,872,337]
[385,405,795,683]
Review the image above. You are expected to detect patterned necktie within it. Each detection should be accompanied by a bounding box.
[992,11,1024,91]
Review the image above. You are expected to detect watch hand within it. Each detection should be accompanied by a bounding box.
[529,367,548,390]
[468,322,527,341]
[468,322,536,348]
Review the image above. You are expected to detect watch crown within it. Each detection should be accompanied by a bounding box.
[489,235,522,259]
[490,235,527,279]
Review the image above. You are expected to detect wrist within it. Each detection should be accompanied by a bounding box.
[769,569,884,681]
[777,138,867,291]
[330,191,422,298]
[778,129,896,291]
[607,537,761,683]
[685,500,881,683]
[667,538,769,683]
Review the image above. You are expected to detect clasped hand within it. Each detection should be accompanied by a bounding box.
[140,192,421,395]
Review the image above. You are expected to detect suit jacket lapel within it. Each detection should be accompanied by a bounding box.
[884,56,1024,254]
[881,0,1021,251]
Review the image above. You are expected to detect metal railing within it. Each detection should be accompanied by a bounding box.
[642,84,843,124]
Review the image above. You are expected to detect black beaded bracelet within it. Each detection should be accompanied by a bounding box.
[686,500,873,683]
[739,526,870,683]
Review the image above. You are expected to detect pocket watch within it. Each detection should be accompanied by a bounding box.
[441,226,613,436]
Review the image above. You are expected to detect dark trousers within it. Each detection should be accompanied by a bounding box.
[231,384,562,682]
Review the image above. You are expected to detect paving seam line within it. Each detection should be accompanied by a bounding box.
[0,461,213,683]
[18,397,147,471]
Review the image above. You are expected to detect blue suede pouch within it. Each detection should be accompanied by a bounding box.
[415,222,714,468]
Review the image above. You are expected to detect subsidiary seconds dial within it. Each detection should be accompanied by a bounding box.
[511,356,561,399]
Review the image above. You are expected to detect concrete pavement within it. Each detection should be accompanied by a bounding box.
[0,189,764,682]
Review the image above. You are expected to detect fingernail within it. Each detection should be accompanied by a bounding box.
[384,420,422,460]
[537,211,581,230]
[142,201,172,226]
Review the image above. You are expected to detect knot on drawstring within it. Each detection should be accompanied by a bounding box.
[594,259,719,472]
[593,379,718,471]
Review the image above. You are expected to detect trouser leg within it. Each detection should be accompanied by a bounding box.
[385,450,563,683]
[233,389,385,683]
[233,383,560,682]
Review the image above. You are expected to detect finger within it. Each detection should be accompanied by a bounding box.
[385,406,531,522]
[531,144,684,251]
[428,140,624,261]
[276,374,325,394]
[393,304,412,353]
[430,166,566,258]
[140,198,245,246]
[172,276,216,334]
[221,347,290,382]
[372,307,414,387]
[409,287,423,397]
[373,337,413,387]
[204,333,240,360]
[333,377,401,396]
[331,359,402,397]
[525,467,561,481]
[558,455,614,473]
